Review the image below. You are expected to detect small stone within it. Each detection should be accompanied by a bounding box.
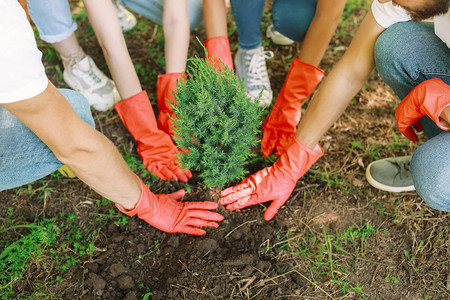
[167,236,180,248]
[127,219,138,231]
[88,273,106,291]
[110,263,126,278]
[112,233,124,243]
[240,265,254,277]
[195,238,218,252]
[85,262,98,273]
[124,291,138,300]
[118,274,135,290]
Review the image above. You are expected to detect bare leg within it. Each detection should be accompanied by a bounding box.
[52,34,86,69]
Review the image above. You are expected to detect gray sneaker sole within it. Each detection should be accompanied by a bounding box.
[365,160,415,193]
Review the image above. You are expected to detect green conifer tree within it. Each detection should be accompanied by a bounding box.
[172,56,264,188]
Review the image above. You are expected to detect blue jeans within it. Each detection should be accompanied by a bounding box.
[0,89,95,191]
[28,0,203,43]
[230,0,317,49]
[374,21,450,211]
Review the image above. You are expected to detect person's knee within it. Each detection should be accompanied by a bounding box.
[411,133,450,211]
[58,89,95,128]
[273,0,315,41]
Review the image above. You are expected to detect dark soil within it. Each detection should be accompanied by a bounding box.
[1,1,449,300]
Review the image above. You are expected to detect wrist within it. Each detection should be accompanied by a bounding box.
[438,104,450,129]
[116,174,145,214]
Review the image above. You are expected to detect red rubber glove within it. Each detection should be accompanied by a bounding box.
[114,90,192,182]
[261,58,324,157]
[396,78,450,142]
[157,73,187,138]
[116,176,224,236]
[220,136,323,221]
[205,36,233,71]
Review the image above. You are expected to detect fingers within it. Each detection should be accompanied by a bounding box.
[225,194,259,211]
[182,201,219,211]
[220,185,253,206]
[151,160,192,182]
[221,180,250,198]
[412,120,423,132]
[274,133,292,156]
[401,127,418,142]
[187,209,224,222]
[185,218,220,229]
[263,198,285,221]
[168,189,186,201]
[261,130,276,157]
[180,227,207,236]
[178,213,224,236]
[148,167,169,181]
[168,164,191,182]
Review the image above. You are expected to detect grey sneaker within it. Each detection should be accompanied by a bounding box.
[234,46,274,107]
[366,156,415,192]
[266,24,294,46]
[63,55,120,111]
[113,1,137,32]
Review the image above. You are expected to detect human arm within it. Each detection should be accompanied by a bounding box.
[163,0,190,73]
[260,0,346,156]
[2,82,141,209]
[297,0,346,67]
[222,11,386,219]
[2,83,221,234]
[442,106,450,127]
[83,0,141,99]
[83,0,191,182]
[203,0,227,38]
[203,0,233,69]
[297,10,385,148]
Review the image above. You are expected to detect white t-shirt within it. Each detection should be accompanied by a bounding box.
[0,0,48,103]
[371,0,450,49]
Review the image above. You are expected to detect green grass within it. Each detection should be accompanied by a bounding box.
[0,200,130,299]
[268,223,384,299]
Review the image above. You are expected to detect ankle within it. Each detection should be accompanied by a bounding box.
[60,49,87,69]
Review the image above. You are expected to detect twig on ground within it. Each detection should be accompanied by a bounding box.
[225,220,256,238]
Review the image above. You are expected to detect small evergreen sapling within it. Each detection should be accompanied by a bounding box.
[172,56,263,188]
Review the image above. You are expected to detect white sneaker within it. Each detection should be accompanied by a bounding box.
[113,1,137,32]
[266,24,295,46]
[234,46,274,107]
[63,55,120,111]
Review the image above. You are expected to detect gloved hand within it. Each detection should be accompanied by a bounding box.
[220,135,323,221]
[261,58,324,157]
[116,175,224,236]
[396,78,450,142]
[157,73,187,138]
[205,36,233,71]
[114,90,192,182]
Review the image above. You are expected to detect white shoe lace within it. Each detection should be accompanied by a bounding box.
[244,48,274,89]
[67,56,108,92]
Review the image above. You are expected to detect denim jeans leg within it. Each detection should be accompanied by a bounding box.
[27,0,78,43]
[272,0,317,42]
[374,21,450,211]
[0,89,95,191]
[410,132,450,211]
[230,0,265,50]
[120,0,204,29]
